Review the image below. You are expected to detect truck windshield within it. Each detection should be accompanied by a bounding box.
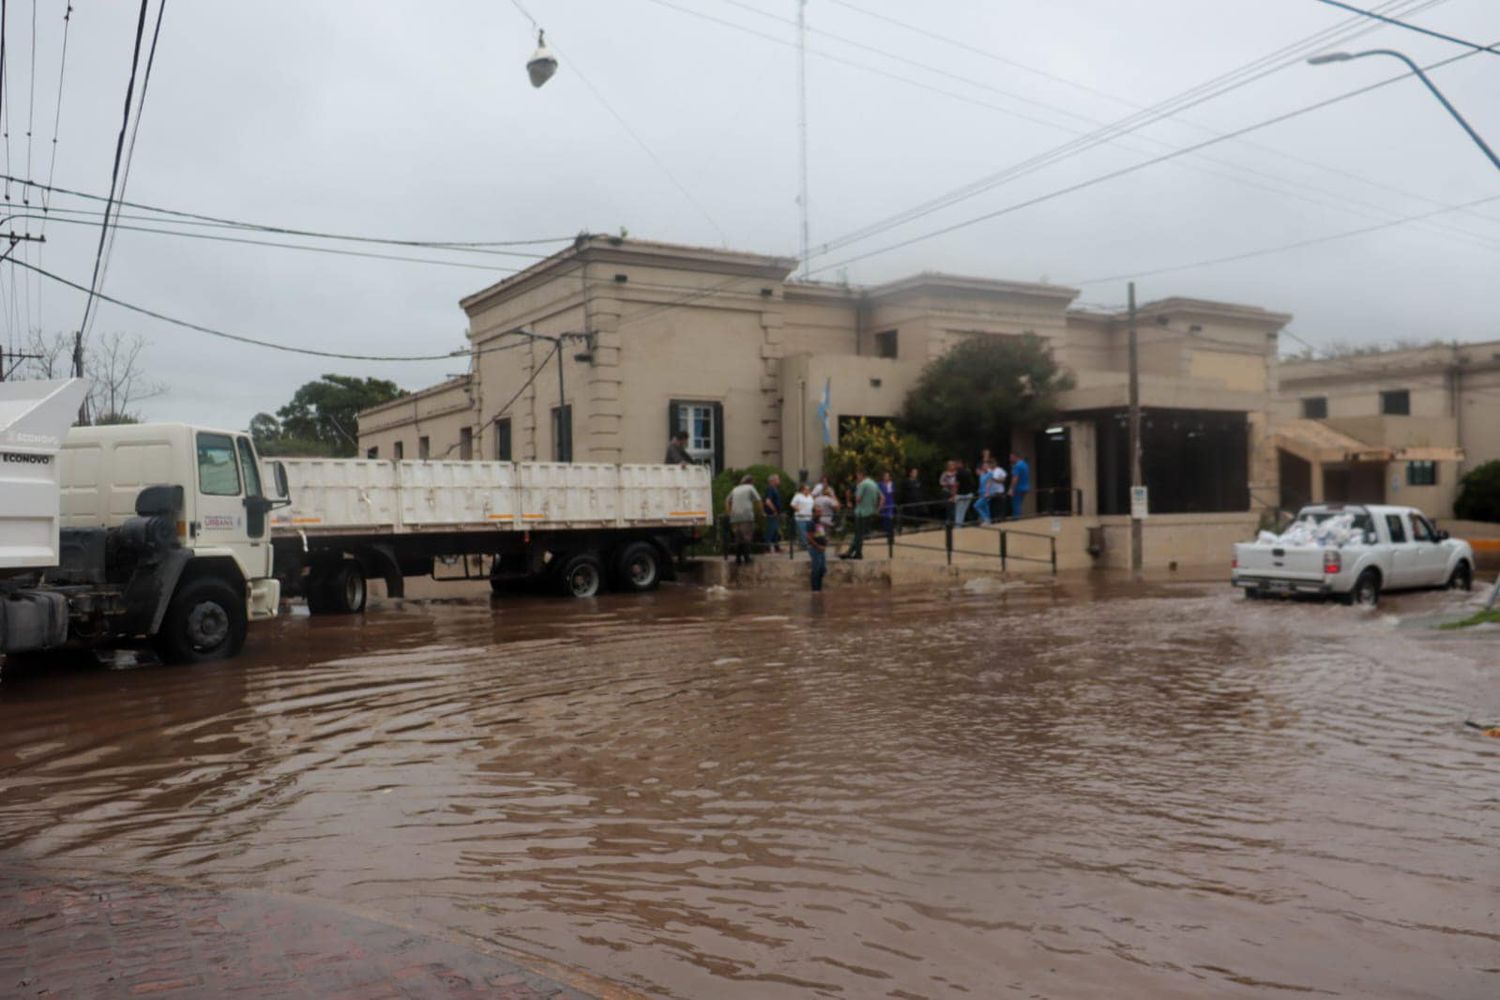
[237,437,263,498]
[197,433,241,496]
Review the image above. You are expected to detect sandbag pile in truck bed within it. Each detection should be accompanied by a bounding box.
[1256,513,1367,548]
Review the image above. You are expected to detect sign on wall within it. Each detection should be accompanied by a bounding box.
[1130,486,1150,520]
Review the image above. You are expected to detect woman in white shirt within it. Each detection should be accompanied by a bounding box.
[789,483,816,550]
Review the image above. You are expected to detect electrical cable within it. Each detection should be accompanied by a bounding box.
[812,0,1452,256]
[1071,193,1500,285]
[0,210,541,271]
[11,255,542,362]
[76,0,150,355]
[1311,0,1500,53]
[84,0,165,345]
[0,172,577,251]
[805,40,1491,276]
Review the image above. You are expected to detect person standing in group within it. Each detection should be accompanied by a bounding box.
[814,480,841,534]
[940,460,958,525]
[983,461,1007,524]
[975,463,993,525]
[1009,451,1030,519]
[900,467,924,533]
[954,459,977,526]
[763,473,784,554]
[790,481,815,550]
[807,503,829,592]
[842,468,880,560]
[665,430,693,465]
[877,471,896,542]
[725,474,761,565]
[811,474,832,499]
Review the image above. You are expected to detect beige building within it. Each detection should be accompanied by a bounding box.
[360,236,1294,564]
[1273,340,1500,518]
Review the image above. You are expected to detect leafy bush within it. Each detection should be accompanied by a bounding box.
[822,419,905,490]
[1454,460,1500,522]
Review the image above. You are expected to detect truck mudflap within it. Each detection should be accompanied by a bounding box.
[0,589,69,653]
[249,578,280,621]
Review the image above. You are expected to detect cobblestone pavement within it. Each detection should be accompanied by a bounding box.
[0,872,600,999]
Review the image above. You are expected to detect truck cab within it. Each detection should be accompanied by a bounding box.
[57,424,282,650]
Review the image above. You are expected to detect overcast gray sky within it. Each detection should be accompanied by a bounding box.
[4,0,1496,426]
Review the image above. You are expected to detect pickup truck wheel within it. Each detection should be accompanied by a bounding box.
[1447,562,1472,592]
[613,542,661,593]
[555,552,603,598]
[1350,570,1381,609]
[158,577,247,664]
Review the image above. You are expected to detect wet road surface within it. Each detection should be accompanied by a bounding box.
[2,579,1497,998]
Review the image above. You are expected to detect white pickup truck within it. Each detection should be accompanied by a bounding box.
[1231,503,1475,607]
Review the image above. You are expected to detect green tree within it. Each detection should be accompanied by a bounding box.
[822,419,906,489]
[899,333,1073,459]
[272,375,405,457]
[1454,460,1500,523]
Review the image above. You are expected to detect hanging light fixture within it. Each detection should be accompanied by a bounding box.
[527,29,558,88]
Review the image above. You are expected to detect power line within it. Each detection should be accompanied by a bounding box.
[11,255,542,362]
[652,0,1487,260]
[0,210,539,271]
[1311,0,1500,54]
[812,0,1453,255]
[1071,193,1500,285]
[824,0,1500,232]
[76,0,151,360]
[805,41,1490,276]
[84,0,166,345]
[0,172,578,251]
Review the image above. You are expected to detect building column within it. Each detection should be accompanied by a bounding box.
[1066,420,1096,517]
[759,310,784,466]
[1309,459,1325,502]
[586,294,624,463]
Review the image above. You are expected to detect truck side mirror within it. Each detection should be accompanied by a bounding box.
[273,461,289,500]
[1436,529,1449,541]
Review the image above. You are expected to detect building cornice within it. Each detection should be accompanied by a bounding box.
[358,375,470,419]
[460,236,797,317]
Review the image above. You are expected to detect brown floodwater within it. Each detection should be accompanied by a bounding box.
[2,577,1497,999]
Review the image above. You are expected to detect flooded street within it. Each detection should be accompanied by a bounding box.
[2,579,1497,999]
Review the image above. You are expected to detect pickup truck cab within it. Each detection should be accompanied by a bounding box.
[1231,503,1474,608]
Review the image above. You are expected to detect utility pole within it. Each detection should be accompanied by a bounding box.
[1128,281,1143,578]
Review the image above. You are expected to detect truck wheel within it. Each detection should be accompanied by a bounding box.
[325,564,367,614]
[613,542,661,593]
[1349,570,1380,609]
[1447,562,1472,592]
[158,577,247,664]
[555,552,603,598]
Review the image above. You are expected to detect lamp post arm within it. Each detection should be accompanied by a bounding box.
[1346,49,1500,172]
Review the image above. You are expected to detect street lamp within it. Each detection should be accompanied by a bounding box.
[1308,49,1500,172]
[527,30,558,89]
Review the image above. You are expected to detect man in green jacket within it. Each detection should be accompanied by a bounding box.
[841,468,880,560]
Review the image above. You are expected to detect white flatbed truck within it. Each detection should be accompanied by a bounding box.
[2,379,711,664]
[267,457,712,612]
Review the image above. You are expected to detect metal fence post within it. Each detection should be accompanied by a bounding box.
[1050,536,1057,575]
[945,522,953,566]
[1000,530,1007,572]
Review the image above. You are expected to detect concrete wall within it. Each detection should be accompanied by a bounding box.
[1094,513,1257,570]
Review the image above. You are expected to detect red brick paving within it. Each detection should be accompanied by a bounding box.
[0,873,598,999]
